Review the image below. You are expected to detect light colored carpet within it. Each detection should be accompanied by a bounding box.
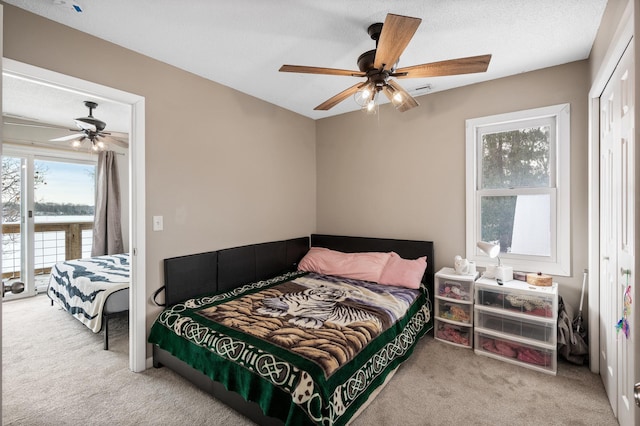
[2,295,617,425]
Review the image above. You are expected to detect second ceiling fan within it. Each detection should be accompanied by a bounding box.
[280,13,491,113]
[50,101,128,150]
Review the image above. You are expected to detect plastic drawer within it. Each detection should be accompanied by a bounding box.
[435,320,472,348]
[475,308,556,345]
[436,299,472,324]
[474,330,556,375]
[437,276,473,302]
[475,283,555,318]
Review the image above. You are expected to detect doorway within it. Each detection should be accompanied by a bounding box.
[1,58,147,372]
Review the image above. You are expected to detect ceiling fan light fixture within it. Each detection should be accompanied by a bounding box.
[354,84,374,107]
[364,92,379,115]
[392,91,404,106]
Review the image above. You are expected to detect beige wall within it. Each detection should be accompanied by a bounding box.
[316,60,590,310]
[2,4,316,340]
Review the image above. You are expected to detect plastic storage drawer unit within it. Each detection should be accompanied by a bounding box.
[434,267,477,348]
[474,277,558,375]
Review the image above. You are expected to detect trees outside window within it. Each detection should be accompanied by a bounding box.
[1,157,47,223]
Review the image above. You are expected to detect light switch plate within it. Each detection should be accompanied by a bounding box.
[152,215,163,231]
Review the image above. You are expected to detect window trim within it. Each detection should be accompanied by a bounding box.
[465,103,571,276]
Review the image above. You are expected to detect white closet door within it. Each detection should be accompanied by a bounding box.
[599,39,636,426]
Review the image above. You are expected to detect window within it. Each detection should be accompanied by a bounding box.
[465,104,570,276]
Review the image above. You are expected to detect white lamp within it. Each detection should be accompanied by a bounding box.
[476,241,513,282]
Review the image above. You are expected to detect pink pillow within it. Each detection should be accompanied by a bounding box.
[297,247,391,282]
[378,252,427,289]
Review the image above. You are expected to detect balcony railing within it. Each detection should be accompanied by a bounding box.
[1,221,93,279]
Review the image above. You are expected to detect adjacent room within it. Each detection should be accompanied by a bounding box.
[1,1,637,425]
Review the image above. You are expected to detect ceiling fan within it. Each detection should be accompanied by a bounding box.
[279,13,491,113]
[50,101,128,150]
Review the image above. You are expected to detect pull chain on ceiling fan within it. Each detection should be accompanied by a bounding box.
[279,13,492,113]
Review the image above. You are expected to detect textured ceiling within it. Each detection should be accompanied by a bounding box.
[3,0,608,129]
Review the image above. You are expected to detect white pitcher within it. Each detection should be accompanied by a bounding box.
[454,255,470,274]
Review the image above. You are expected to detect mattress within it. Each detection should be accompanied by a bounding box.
[148,271,432,425]
[47,253,130,332]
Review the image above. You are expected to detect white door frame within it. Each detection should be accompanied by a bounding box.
[1,58,147,372]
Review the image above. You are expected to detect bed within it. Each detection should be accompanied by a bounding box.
[149,234,434,425]
[47,253,130,350]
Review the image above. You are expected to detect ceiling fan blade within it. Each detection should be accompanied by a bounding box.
[393,54,492,78]
[102,135,129,148]
[383,80,419,112]
[106,131,129,139]
[75,119,97,132]
[374,14,422,72]
[50,133,85,142]
[314,82,368,111]
[279,65,365,77]
[3,120,70,131]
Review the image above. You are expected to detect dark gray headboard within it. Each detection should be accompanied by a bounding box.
[163,251,218,308]
[217,237,310,292]
[162,234,435,307]
[163,236,309,306]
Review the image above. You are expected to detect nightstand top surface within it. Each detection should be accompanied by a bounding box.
[436,267,478,280]
[475,276,558,294]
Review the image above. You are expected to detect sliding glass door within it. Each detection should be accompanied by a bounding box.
[1,155,30,298]
[2,148,96,300]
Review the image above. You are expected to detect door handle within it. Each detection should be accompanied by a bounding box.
[635,382,640,407]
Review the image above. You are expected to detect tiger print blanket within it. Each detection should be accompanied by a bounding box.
[149,271,432,426]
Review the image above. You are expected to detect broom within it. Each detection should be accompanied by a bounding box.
[572,269,588,344]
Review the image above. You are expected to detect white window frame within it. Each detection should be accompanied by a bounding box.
[465,103,571,276]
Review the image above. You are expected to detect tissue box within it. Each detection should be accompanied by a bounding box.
[513,271,527,281]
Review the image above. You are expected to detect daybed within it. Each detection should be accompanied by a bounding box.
[47,253,129,350]
[149,234,434,425]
